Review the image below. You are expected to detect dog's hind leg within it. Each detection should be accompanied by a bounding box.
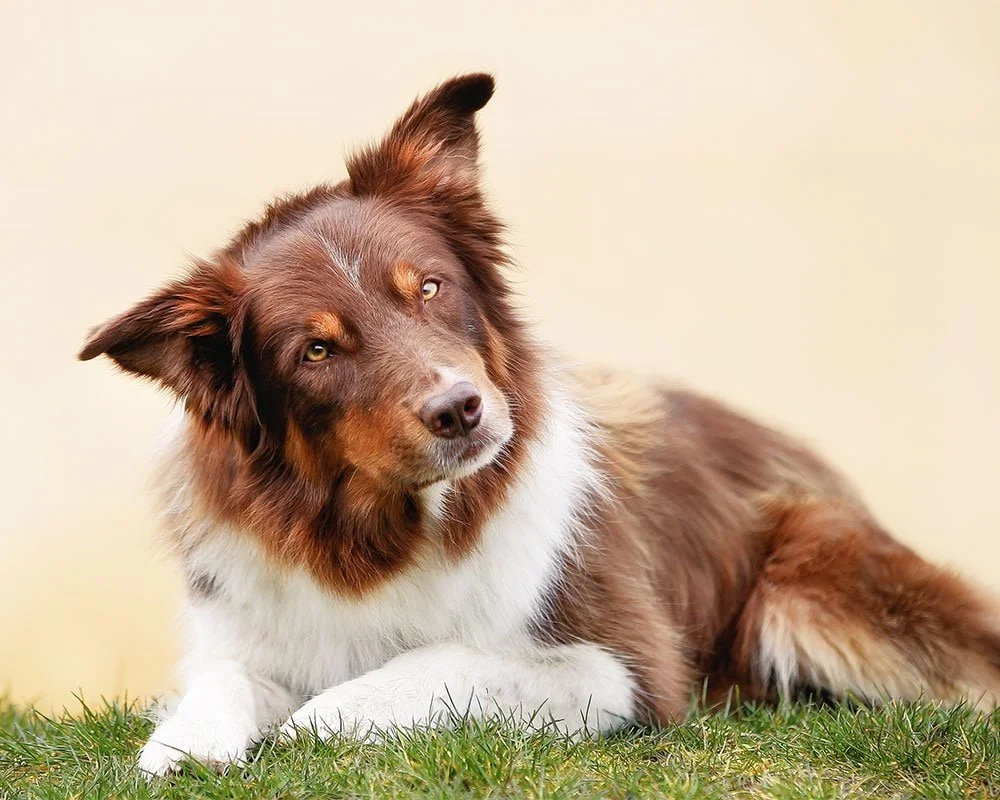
[731,497,1000,709]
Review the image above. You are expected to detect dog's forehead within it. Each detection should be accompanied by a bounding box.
[240,197,460,330]
[246,198,446,286]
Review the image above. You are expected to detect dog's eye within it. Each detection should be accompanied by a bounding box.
[421,279,440,302]
[304,341,330,362]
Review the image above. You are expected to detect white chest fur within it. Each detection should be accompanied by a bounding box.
[169,383,599,698]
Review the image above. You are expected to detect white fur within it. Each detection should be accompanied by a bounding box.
[138,661,295,774]
[316,233,361,286]
[756,597,942,704]
[280,642,635,741]
[139,379,637,776]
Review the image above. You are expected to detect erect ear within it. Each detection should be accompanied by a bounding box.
[347,72,495,198]
[79,259,255,433]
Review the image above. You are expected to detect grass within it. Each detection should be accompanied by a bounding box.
[1,699,998,799]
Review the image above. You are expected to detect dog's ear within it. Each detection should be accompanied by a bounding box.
[79,259,257,438]
[347,73,495,198]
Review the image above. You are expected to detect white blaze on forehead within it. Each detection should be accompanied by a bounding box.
[436,366,470,388]
[316,233,362,287]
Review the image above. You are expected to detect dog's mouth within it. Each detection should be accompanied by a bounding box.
[409,428,510,488]
[447,432,507,475]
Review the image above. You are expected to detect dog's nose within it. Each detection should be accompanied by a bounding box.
[419,382,483,439]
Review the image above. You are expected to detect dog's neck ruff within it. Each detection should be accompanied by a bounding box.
[160,371,601,614]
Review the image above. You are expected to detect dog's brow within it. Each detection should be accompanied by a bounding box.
[310,312,346,342]
[391,262,421,298]
[315,233,361,287]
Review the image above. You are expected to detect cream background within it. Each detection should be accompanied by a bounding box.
[1,1,998,710]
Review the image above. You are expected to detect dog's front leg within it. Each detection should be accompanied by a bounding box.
[138,659,296,776]
[280,642,637,741]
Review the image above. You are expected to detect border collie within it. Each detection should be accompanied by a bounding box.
[79,74,1000,776]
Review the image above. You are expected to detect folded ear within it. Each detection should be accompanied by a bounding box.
[347,72,495,198]
[79,259,255,435]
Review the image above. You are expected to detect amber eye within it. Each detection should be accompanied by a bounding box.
[304,341,330,362]
[421,279,440,302]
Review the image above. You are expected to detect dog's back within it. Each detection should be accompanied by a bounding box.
[543,370,1000,718]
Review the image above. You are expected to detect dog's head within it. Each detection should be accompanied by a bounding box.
[80,74,533,491]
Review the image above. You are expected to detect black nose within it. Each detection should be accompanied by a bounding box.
[419,382,483,439]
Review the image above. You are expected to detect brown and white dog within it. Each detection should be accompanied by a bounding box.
[80,74,1000,776]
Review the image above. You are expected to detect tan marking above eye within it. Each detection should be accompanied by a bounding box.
[421,279,440,301]
[304,341,330,362]
[310,312,345,342]
[390,262,420,298]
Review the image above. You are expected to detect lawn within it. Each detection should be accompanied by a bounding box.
[1,699,997,799]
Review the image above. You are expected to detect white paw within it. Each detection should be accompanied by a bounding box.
[137,714,258,776]
[279,682,440,743]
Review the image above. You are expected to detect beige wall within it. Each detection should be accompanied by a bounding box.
[2,0,998,711]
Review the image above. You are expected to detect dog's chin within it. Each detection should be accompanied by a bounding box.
[445,436,507,480]
[410,432,510,488]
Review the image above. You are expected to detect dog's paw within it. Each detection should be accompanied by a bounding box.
[137,714,257,777]
[279,689,383,743]
[279,682,433,743]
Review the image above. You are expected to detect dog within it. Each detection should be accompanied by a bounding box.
[79,73,1000,776]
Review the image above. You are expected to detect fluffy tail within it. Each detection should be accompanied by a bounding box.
[732,497,1000,709]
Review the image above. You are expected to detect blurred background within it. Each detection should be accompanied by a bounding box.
[2,1,998,711]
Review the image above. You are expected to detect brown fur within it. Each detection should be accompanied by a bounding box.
[729,497,1000,707]
[81,73,1000,719]
[537,376,1000,719]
